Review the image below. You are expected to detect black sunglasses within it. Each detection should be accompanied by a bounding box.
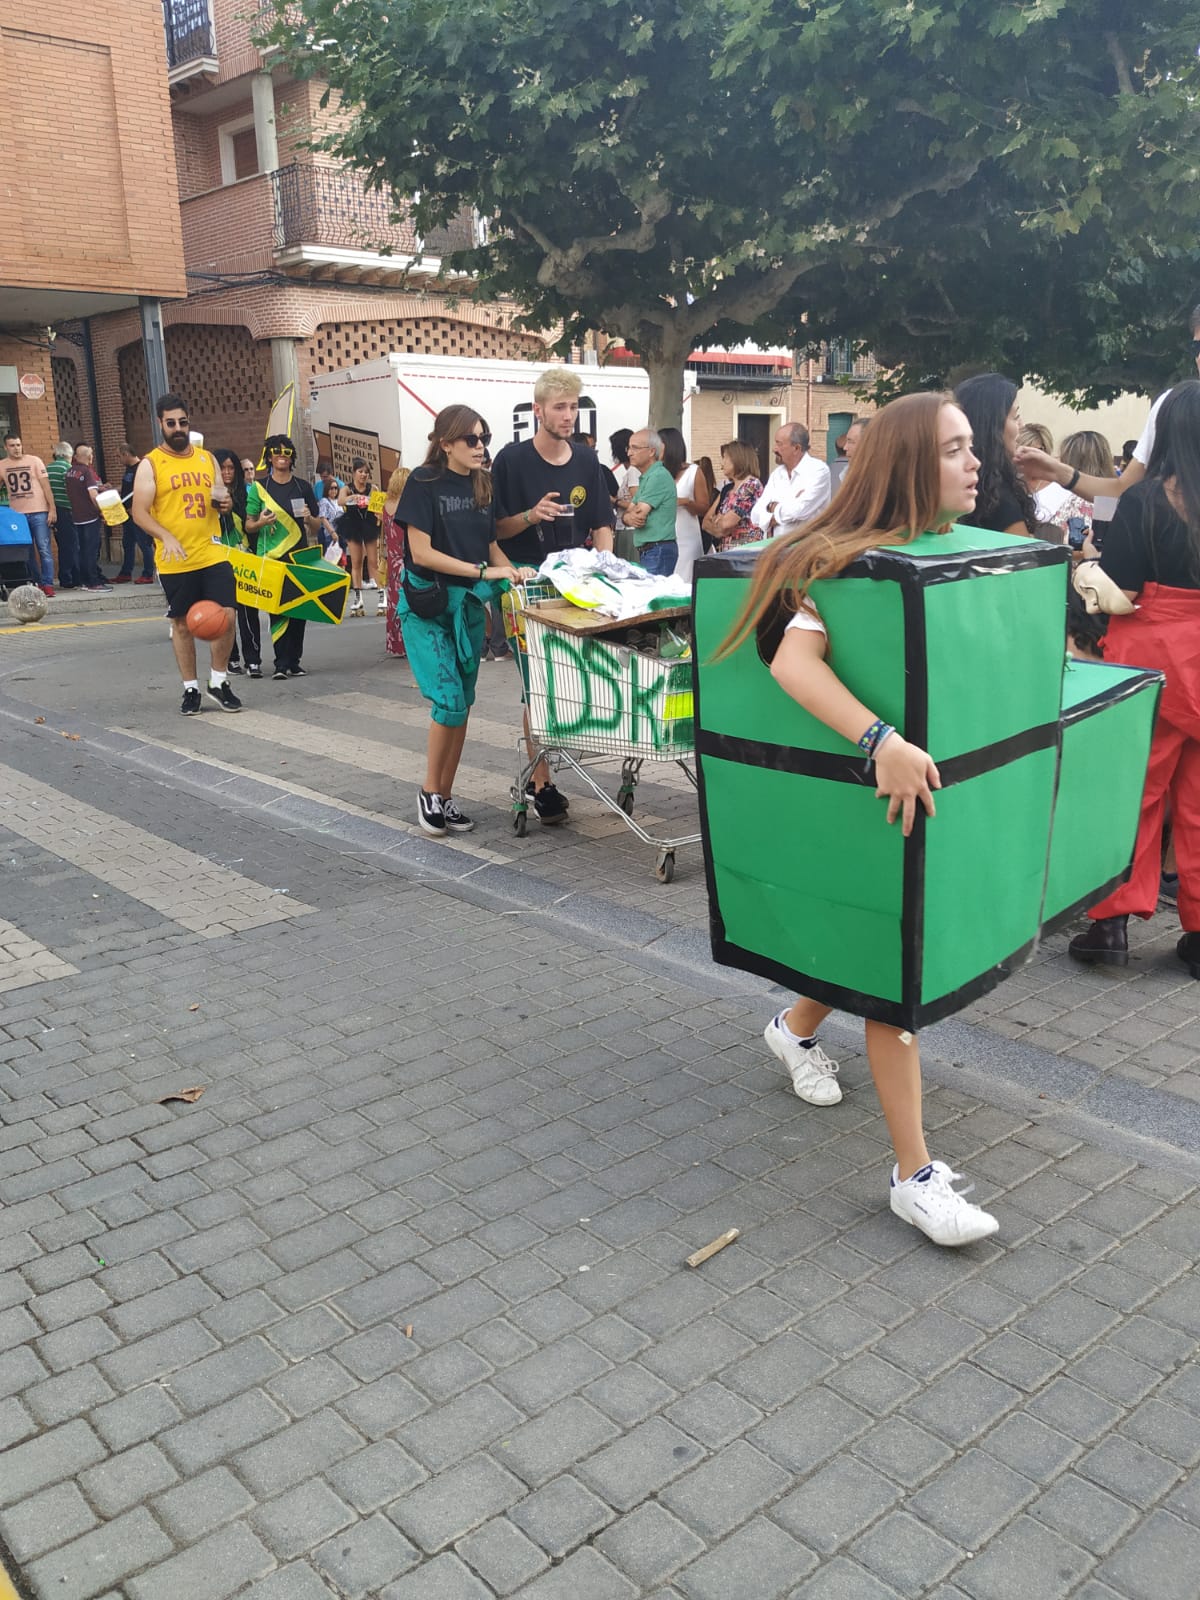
[457,432,491,449]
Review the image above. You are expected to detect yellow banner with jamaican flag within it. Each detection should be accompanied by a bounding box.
[228,546,350,626]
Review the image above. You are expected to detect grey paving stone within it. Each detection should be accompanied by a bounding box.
[750,1387,871,1475]
[676,1515,818,1599]
[1028,1377,1124,1444]
[326,1439,428,1513]
[664,1381,763,1449]
[167,1334,288,1414]
[954,1515,1095,1599]
[1077,1433,1184,1508]
[721,1330,836,1408]
[398,1382,524,1471]
[903,1364,1023,1447]
[252,1479,356,1560]
[161,1388,290,1474]
[491,1334,611,1412]
[575,1414,705,1510]
[388,1455,526,1553]
[77,1441,178,1516]
[24,1507,173,1600]
[380,1552,493,1598]
[153,1466,256,1543]
[594,1502,706,1590]
[0,1480,97,1562]
[0,1418,106,1506]
[335,1372,428,1439]
[774,1455,901,1554]
[583,1362,678,1426]
[909,1448,1037,1546]
[496,1395,623,1489]
[512,1544,640,1598]
[850,1509,962,1592]
[91,1381,183,1452]
[791,1558,906,1599]
[509,1473,616,1557]
[310,1511,421,1597]
[1119,1396,1200,1467]
[454,1516,550,1595]
[125,1521,276,1600]
[659,1438,791,1540]
[406,1341,495,1403]
[24,1362,114,1428]
[1029,1474,1141,1556]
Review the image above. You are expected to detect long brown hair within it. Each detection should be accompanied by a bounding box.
[717,391,956,659]
[422,404,493,509]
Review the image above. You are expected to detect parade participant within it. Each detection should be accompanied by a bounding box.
[395,405,534,837]
[718,392,1000,1246]
[1069,381,1200,976]
[213,448,262,677]
[338,458,384,616]
[954,373,1038,536]
[493,366,615,824]
[4,432,57,595]
[243,435,322,680]
[131,394,240,715]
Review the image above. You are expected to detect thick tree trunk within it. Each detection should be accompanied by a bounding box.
[644,348,689,433]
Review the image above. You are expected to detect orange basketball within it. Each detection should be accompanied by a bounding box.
[186,600,227,641]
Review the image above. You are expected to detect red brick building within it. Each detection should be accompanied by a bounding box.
[0,1,186,467]
[58,0,549,475]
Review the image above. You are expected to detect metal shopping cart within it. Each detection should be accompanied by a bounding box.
[502,581,701,882]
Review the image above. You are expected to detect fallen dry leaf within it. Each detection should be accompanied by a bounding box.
[34,716,45,724]
[159,1086,206,1105]
[188,1003,200,1011]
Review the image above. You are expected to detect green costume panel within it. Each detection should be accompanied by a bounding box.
[693,529,1161,1030]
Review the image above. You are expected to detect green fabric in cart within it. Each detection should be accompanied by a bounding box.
[692,527,1162,1031]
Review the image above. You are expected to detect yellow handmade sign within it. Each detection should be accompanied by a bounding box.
[226,546,350,624]
[367,489,387,514]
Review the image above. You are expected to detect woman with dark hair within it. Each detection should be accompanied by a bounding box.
[954,373,1038,536]
[660,425,710,584]
[338,458,384,616]
[718,392,999,1247]
[1069,380,1200,975]
[213,448,263,677]
[611,427,639,562]
[395,405,535,837]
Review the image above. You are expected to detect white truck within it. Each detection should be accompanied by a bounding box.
[308,352,696,485]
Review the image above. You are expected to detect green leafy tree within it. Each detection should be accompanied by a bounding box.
[263,0,1200,423]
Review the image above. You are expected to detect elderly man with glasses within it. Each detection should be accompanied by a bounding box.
[622,429,679,577]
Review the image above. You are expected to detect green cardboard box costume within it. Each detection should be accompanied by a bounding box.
[693,527,1162,1031]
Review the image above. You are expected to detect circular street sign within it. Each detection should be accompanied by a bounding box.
[19,373,45,400]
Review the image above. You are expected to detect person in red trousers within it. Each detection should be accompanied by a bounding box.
[1069,380,1200,977]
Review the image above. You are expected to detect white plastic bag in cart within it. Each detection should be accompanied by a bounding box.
[538,549,691,619]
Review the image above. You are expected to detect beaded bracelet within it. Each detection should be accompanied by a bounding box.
[857,718,894,758]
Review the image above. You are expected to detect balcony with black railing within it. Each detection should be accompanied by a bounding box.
[163,0,216,79]
[270,164,480,280]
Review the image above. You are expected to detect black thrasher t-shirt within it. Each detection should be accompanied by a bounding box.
[396,466,495,586]
[492,439,615,565]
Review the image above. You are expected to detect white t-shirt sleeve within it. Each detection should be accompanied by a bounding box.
[784,603,827,639]
[1132,391,1168,466]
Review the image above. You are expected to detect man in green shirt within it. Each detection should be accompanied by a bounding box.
[624,429,678,576]
[44,441,79,588]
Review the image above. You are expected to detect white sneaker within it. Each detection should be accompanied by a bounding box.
[890,1161,999,1247]
[764,1014,842,1105]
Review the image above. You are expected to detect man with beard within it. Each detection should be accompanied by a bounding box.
[131,394,240,715]
[492,367,615,825]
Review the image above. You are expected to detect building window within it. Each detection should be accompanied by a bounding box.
[218,115,258,185]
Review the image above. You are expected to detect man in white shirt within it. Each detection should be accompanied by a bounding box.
[749,423,831,537]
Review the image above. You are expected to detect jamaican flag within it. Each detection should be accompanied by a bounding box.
[251,482,349,635]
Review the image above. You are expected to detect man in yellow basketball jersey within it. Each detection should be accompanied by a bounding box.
[132,393,242,716]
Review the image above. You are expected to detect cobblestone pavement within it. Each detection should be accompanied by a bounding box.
[0,611,1198,1598]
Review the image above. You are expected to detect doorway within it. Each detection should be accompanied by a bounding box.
[737,413,774,483]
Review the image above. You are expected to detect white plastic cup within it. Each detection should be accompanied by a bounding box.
[189,430,204,448]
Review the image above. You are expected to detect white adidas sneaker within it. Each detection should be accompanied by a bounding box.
[764,1013,842,1106]
[890,1160,999,1247]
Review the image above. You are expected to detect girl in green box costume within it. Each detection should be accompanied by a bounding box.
[720,393,1000,1247]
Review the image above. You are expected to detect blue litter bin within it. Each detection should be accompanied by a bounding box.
[0,509,33,598]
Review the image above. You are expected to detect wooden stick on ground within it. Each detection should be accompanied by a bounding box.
[686,1228,739,1269]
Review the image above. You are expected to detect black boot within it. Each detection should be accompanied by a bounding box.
[1177,932,1200,979]
[1068,915,1129,967]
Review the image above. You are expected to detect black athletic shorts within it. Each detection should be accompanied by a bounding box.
[160,560,237,619]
